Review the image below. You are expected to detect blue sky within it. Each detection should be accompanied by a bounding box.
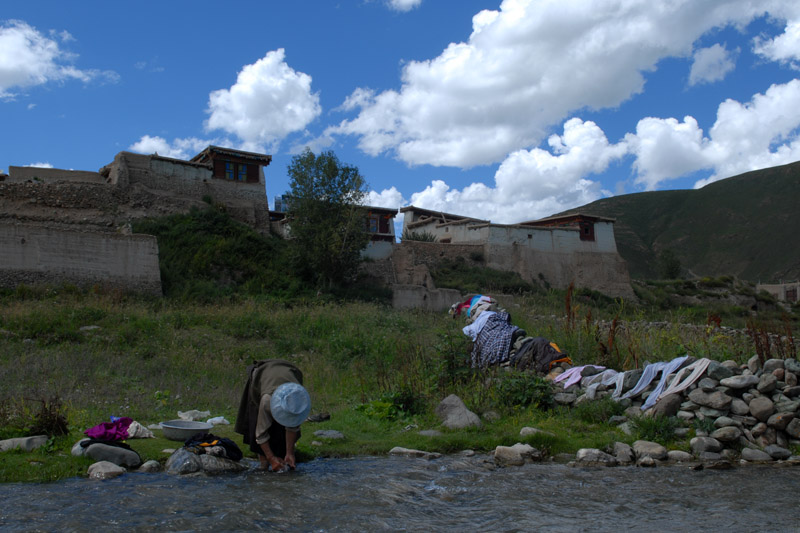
[2,0,799,223]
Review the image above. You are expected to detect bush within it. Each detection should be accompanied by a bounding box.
[494,372,553,410]
[571,396,625,424]
[630,415,680,442]
[401,229,437,242]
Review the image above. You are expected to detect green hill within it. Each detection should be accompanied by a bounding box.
[560,160,800,282]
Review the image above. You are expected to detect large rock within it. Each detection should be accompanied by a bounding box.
[651,394,682,418]
[784,359,800,374]
[757,374,778,394]
[730,398,750,416]
[575,448,617,466]
[767,412,795,431]
[632,440,668,461]
[749,396,775,422]
[690,436,723,455]
[493,443,541,466]
[165,448,248,475]
[786,418,800,439]
[741,448,773,462]
[667,450,693,462]
[688,389,732,410]
[747,355,760,374]
[710,426,742,442]
[88,461,126,480]
[613,442,634,465]
[553,393,577,406]
[0,435,48,452]
[763,359,785,374]
[80,443,141,468]
[435,395,482,429]
[622,370,644,394]
[720,375,759,390]
[764,445,792,460]
[706,361,735,381]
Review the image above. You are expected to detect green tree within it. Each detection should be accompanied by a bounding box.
[286,149,370,288]
[657,249,682,279]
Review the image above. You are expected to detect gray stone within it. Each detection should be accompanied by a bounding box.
[520,427,555,438]
[613,442,634,465]
[742,392,755,404]
[730,398,750,416]
[713,416,739,428]
[622,369,644,393]
[575,448,618,466]
[757,373,778,394]
[637,456,657,467]
[775,400,800,413]
[688,389,732,410]
[776,431,789,449]
[785,418,800,439]
[493,443,541,466]
[553,392,577,405]
[608,415,627,425]
[314,430,345,440]
[165,448,248,475]
[786,372,798,387]
[764,444,792,460]
[667,450,693,462]
[680,401,700,411]
[706,361,735,381]
[785,386,800,398]
[721,449,739,461]
[617,422,633,435]
[675,427,690,438]
[699,407,729,418]
[137,460,161,473]
[0,435,48,452]
[751,422,768,437]
[388,447,442,460]
[435,395,482,429]
[88,461,126,480]
[720,360,740,370]
[784,359,800,374]
[84,443,141,468]
[677,410,695,421]
[747,355,760,374]
[750,396,775,422]
[651,394,683,418]
[741,448,774,462]
[767,412,795,431]
[574,394,594,406]
[731,415,757,427]
[633,440,668,461]
[690,436,723,455]
[711,426,742,442]
[763,359,785,374]
[482,410,501,422]
[698,378,719,391]
[720,375,759,390]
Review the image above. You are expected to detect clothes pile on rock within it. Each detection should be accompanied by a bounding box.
[183,432,243,461]
[453,295,571,372]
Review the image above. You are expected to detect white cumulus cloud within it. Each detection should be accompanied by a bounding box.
[754,17,800,69]
[689,44,737,85]
[327,0,791,169]
[128,135,215,160]
[0,20,117,100]
[366,186,405,209]
[387,0,422,12]
[205,49,321,152]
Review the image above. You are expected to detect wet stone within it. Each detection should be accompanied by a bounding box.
[764,445,792,460]
[691,436,723,455]
[667,450,693,462]
[633,440,667,461]
[741,447,773,462]
[575,448,618,467]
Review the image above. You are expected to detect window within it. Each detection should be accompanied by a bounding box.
[225,162,234,180]
[218,160,251,181]
[368,215,379,233]
[238,164,247,181]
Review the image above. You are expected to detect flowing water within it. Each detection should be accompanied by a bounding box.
[1,456,799,532]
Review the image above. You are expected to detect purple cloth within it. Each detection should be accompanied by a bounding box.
[84,417,133,441]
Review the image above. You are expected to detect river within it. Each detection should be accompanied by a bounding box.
[1,456,799,532]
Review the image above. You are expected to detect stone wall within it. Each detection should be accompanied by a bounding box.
[0,223,162,295]
[7,166,106,184]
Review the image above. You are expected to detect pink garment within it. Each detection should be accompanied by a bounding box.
[554,365,605,389]
[84,417,133,441]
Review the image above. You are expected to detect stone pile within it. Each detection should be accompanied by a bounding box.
[550,355,800,463]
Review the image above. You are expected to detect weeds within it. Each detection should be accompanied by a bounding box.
[571,396,625,424]
[630,415,681,442]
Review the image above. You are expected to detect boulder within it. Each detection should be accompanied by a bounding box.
[575,448,618,466]
[763,359,785,374]
[637,456,657,467]
[622,370,644,393]
[786,372,798,387]
[698,378,718,392]
[767,412,795,431]
[785,418,800,439]
[83,443,141,468]
[764,445,792,460]
[707,361,735,381]
[784,359,800,374]
[720,375,759,390]
[757,374,778,394]
[690,436,723,455]
[785,386,800,399]
[389,447,442,460]
[751,422,768,437]
[553,393,577,406]
[667,450,693,462]
[730,398,750,416]
[749,396,775,422]
[710,426,742,442]
[741,448,774,462]
[612,442,634,465]
[0,435,48,452]
[137,460,161,473]
[494,443,541,466]
[747,355,760,374]
[688,389,732,410]
[651,394,682,418]
[88,461,126,480]
[632,440,668,461]
[435,395,482,429]
[713,416,739,428]
[165,448,248,475]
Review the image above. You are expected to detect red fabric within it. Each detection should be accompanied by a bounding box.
[84,417,133,441]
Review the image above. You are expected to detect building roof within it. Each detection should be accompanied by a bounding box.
[190,145,273,165]
[399,205,489,224]
[518,213,616,226]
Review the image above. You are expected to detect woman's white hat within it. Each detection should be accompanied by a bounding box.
[270,382,311,428]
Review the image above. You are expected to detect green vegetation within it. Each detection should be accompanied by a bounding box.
[431,257,540,294]
[401,229,438,242]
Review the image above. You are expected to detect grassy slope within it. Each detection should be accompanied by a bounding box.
[560,160,800,282]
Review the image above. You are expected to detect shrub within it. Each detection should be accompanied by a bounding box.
[630,415,680,442]
[401,229,437,242]
[494,372,553,410]
[572,396,625,424]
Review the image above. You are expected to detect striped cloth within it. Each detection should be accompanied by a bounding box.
[471,311,519,368]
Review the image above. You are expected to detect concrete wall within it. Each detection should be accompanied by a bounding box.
[362,240,394,260]
[757,282,800,303]
[0,224,162,295]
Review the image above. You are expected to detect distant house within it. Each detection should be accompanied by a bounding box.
[757,281,799,303]
[398,205,634,298]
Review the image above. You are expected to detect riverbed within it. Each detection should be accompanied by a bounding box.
[1,456,798,531]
